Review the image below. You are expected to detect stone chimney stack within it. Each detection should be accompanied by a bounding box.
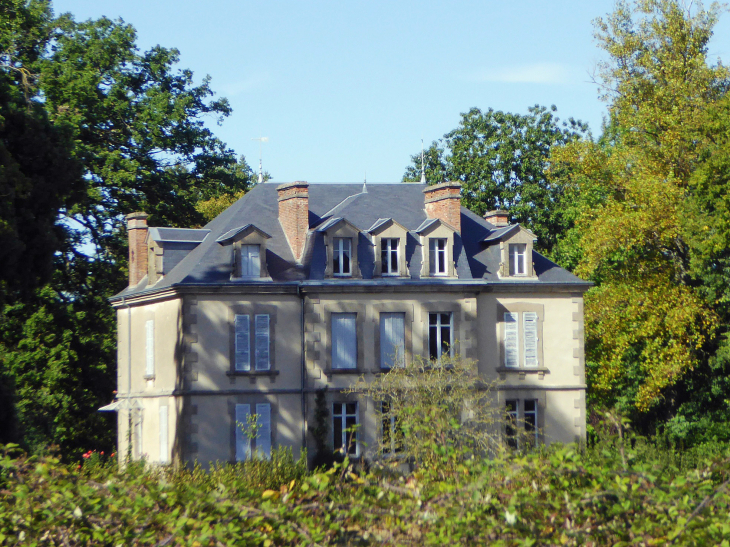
[423,182,462,232]
[277,181,309,261]
[484,210,509,228]
[126,212,149,286]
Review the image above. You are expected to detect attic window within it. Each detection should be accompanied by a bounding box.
[333,238,352,276]
[429,238,448,276]
[240,245,261,277]
[509,244,526,276]
[381,238,399,275]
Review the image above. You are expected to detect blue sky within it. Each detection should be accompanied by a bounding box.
[51,1,730,183]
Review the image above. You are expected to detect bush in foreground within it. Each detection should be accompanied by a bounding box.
[1,439,730,545]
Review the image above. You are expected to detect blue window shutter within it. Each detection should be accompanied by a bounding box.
[145,320,155,376]
[234,315,250,371]
[332,313,357,369]
[255,314,270,371]
[380,313,405,368]
[235,404,251,461]
[256,403,272,459]
[504,312,519,368]
[523,312,538,367]
[159,406,168,463]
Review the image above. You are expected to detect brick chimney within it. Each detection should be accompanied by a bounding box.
[277,181,309,261]
[126,212,149,286]
[484,210,509,228]
[423,182,461,232]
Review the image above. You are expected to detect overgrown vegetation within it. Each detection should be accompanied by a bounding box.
[2,430,730,545]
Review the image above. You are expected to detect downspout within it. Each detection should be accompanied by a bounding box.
[299,284,307,455]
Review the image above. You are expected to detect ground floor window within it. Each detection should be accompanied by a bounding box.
[333,402,358,456]
[380,401,403,456]
[505,399,538,448]
[429,312,453,361]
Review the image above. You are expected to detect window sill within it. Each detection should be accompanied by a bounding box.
[143,374,155,380]
[497,367,549,374]
[226,370,280,377]
[326,368,362,375]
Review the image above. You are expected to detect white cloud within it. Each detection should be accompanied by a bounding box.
[468,63,575,85]
[217,73,270,97]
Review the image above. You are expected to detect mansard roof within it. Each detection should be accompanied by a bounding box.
[112,183,588,300]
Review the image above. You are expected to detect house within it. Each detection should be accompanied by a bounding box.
[107,181,590,465]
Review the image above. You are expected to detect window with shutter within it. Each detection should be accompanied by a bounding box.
[235,404,251,461]
[332,313,357,369]
[254,315,270,371]
[159,406,169,463]
[234,315,251,371]
[523,312,538,367]
[380,312,405,368]
[240,245,261,277]
[145,319,155,377]
[255,403,272,459]
[503,312,519,368]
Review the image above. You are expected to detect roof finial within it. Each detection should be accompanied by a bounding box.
[252,136,268,183]
[420,138,426,184]
[363,170,367,193]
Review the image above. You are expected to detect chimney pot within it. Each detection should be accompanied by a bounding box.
[277,181,309,261]
[126,212,149,286]
[423,181,462,232]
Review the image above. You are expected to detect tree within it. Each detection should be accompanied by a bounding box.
[552,0,729,421]
[403,105,588,253]
[0,7,257,457]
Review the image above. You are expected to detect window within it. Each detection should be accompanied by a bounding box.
[332,313,357,369]
[135,412,144,459]
[234,314,270,371]
[381,238,399,275]
[381,401,403,456]
[240,244,261,277]
[429,312,453,361]
[503,312,539,368]
[509,243,527,276]
[333,237,352,276]
[235,403,272,461]
[429,238,448,275]
[159,406,169,463]
[145,319,155,377]
[333,402,358,456]
[505,399,538,448]
[380,312,405,368]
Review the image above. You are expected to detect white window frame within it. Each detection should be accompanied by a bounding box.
[381,238,399,276]
[135,410,144,460]
[428,312,453,361]
[380,401,402,456]
[380,312,406,369]
[333,237,352,276]
[429,238,448,276]
[333,402,359,457]
[505,398,539,448]
[240,244,261,277]
[331,312,357,370]
[509,243,527,276]
[503,311,539,369]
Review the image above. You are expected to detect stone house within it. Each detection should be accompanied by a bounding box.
[106,181,590,465]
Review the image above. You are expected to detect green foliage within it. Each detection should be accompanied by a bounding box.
[350,354,499,469]
[403,105,588,253]
[308,387,335,469]
[2,437,730,545]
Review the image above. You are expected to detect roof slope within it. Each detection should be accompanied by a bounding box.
[114,183,588,299]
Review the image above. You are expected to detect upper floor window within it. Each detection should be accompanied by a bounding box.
[381,238,399,275]
[509,243,526,276]
[380,312,405,369]
[429,238,447,276]
[234,314,270,371]
[429,312,452,361]
[240,245,261,277]
[332,312,357,369]
[503,311,538,368]
[333,237,352,276]
[145,319,155,377]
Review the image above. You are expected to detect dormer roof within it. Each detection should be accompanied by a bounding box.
[216,224,271,245]
[315,217,360,233]
[482,224,536,243]
[367,218,408,234]
[415,217,458,234]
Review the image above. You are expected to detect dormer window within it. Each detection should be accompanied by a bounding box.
[509,244,526,276]
[429,238,448,276]
[333,237,352,276]
[381,238,399,275]
[240,245,261,277]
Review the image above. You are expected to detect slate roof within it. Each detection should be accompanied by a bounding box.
[112,183,589,300]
